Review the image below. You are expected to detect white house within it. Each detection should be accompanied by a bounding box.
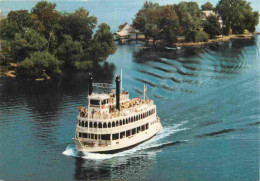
[115,23,144,42]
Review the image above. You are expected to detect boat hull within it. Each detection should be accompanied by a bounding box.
[73,121,162,154]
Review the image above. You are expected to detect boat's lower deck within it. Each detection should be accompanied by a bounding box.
[73,120,162,153]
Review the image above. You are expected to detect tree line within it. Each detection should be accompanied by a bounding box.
[133,0,259,44]
[0,1,116,79]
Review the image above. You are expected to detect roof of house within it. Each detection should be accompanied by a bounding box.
[115,23,141,37]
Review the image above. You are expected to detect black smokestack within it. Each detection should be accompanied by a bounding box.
[115,75,120,111]
[88,73,93,95]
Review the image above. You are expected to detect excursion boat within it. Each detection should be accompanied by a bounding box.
[73,73,162,154]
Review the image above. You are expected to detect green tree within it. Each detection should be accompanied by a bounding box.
[216,0,259,34]
[55,35,83,68]
[133,2,161,41]
[10,29,48,62]
[61,8,97,48]
[7,10,32,33]
[0,19,19,39]
[159,5,179,43]
[31,1,63,40]
[201,2,214,10]
[175,2,203,41]
[91,23,117,62]
[203,14,221,38]
[16,51,61,79]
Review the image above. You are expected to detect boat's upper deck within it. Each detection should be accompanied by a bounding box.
[78,91,154,120]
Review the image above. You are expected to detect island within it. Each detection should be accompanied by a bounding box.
[0,1,116,80]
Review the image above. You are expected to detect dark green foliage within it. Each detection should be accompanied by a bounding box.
[133,1,203,42]
[91,23,117,62]
[0,19,19,39]
[7,10,32,33]
[0,1,116,79]
[55,35,83,68]
[195,31,209,42]
[16,51,61,79]
[203,15,221,38]
[216,0,259,34]
[10,29,48,62]
[61,8,97,48]
[201,2,214,10]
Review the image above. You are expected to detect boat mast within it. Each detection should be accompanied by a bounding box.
[121,69,123,93]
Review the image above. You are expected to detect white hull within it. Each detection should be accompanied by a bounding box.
[73,121,162,153]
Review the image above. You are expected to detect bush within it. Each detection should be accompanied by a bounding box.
[195,31,209,42]
[16,51,61,79]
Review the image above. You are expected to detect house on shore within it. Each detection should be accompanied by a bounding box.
[114,23,144,43]
[202,10,223,28]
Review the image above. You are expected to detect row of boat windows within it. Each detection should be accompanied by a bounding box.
[78,108,155,128]
[78,123,149,140]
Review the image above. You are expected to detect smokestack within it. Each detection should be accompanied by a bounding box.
[115,75,120,111]
[88,73,93,95]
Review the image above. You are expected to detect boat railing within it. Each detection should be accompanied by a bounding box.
[79,99,154,120]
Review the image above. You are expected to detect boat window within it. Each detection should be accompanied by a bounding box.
[137,127,140,133]
[101,134,110,140]
[112,133,119,140]
[116,121,119,126]
[135,116,138,121]
[108,122,111,128]
[139,115,141,120]
[103,123,107,128]
[131,117,133,122]
[98,122,102,128]
[90,99,100,105]
[85,121,88,127]
[146,123,149,129]
[79,132,82,137]
[101,99,106,105]
[112,122,115,127]
[132,128,136,135]
[95,134,97,140]
[94,122,97,128]
[142,125,145,131]
[83,133,87,138]
[119,120,122,126]
[120,132,125,139]
[141,114,143,119]
[79,121,81,126]
[126,118,129,124]
[89,122,93,128]
[126,130,131,137]
[123,119,125,125]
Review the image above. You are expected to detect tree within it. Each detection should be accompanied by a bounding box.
[7,10,32,33]
[61,8,97,48]
[16,51,61,79]
[133,2,161,41]
[31,1,63,39]
[91,23,116,62]
[0,19,19,40]
[201,2,214,10]
[55,35,83,68]
[216,0,259,34]
[159,5,179,43]
[203,14,221,38]
[10,29,48,62]
[175,2,203,41]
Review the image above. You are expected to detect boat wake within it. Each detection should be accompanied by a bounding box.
[62,121,188,160]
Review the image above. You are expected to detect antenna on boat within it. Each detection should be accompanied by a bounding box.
[121,69,123,93]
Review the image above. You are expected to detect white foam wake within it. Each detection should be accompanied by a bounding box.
[62,121,188,160]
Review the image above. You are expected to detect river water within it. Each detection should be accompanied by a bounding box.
[0,0,259,180]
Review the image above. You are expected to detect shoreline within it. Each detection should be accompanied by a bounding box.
[1,33,258,79]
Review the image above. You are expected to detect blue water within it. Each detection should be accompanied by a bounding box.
[0,0,260,180]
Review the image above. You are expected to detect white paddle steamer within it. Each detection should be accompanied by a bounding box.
[73,73,162,153]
